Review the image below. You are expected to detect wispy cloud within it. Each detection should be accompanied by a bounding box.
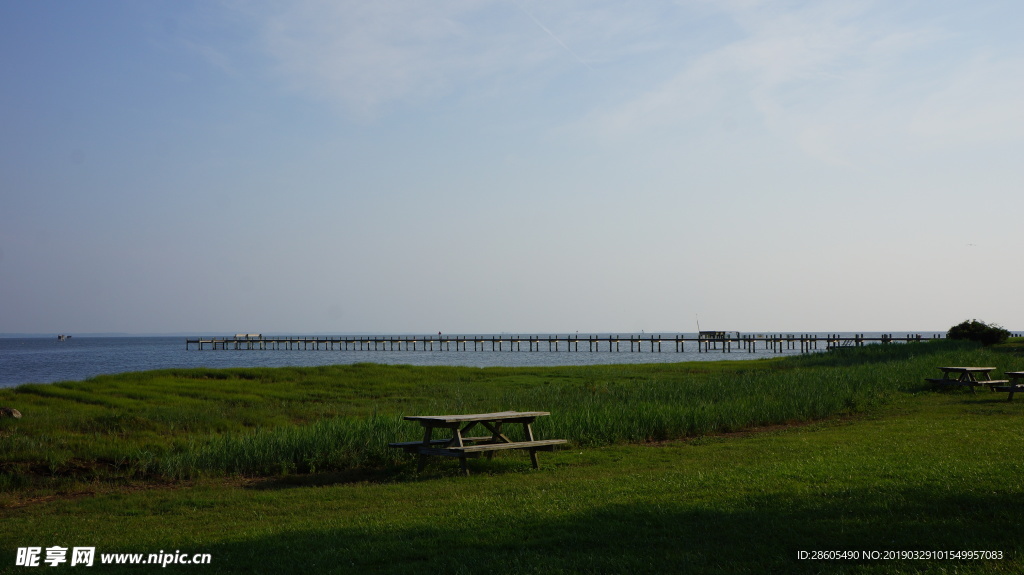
[249,0,484,117]
[221,0,1024,158]
[578,0,1024,164]
[511,0,594,70]
[224,0,687,118]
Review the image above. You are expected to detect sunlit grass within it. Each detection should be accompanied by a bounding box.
[3,391,1023,574]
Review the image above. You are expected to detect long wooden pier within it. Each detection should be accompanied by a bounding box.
[185,333,951,354]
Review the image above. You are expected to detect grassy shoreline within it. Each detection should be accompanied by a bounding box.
[2,340,985,489]
[3,340,1024,572]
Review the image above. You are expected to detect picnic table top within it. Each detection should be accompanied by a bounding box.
[403,411,550,424]
[1004,371,1024,377]
[937,366,997,372]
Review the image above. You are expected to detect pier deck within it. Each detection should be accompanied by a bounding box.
[185,333,952,354]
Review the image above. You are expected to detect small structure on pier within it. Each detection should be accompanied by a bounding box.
[698,331,739,340]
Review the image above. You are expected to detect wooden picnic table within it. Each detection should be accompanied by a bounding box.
[991,371,1024,401]
[389,411,567,475]
[925,367,1008,393]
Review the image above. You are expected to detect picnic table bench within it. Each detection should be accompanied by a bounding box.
[389,411,567,475]
[925,367,1008,393]
[990,371,1024,401]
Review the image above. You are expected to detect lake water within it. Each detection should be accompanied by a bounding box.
[0,333,932,388]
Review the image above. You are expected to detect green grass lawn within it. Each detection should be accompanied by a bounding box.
[2,341,1023,573]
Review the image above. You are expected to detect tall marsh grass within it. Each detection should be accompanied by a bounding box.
[5,339,1021,483]
[152,415,408,479]
[505,359,905,446]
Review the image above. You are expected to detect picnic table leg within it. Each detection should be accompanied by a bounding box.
[459,454,470,476]
[528,448,540,469]
[523,422,536,442]
[417,426,434,472]
[451,425,466,447]
[523,422,539,468]
[485,422,503,461]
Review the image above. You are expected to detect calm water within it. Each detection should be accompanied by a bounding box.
[0,333,928,388]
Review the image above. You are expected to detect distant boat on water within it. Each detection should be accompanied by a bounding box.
[57,334,71,341]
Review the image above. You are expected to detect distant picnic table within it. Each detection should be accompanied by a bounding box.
[991,371,1024,402]
[926,367,1008,393]
[389,411,567,476]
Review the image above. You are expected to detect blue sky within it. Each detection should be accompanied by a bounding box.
[2,0,1022,335]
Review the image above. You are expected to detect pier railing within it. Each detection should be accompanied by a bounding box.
[184,333,970,354]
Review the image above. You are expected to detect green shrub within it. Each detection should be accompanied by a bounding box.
[947,319,1011,346]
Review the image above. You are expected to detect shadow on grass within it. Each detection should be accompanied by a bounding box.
[162,487,1022,574]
